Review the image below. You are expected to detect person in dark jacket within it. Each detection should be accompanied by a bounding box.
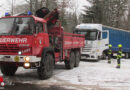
[108,44,112,63]
[116,44,122,68]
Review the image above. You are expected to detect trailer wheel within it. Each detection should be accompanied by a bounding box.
[74,51,80,67]
[65,51,75,69]
[37,53,54,80]
[1,65,18,76]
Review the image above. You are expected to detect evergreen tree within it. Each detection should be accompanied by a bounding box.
[82,0,128,28]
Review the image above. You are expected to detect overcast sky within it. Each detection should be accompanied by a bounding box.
[0,0,90,17]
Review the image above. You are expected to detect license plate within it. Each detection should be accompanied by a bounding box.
[81,56,86,59]
[14,56,19,62]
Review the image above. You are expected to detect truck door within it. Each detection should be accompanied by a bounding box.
[96,31,102,56]
[33,22,49,55]
[101,30,109,51]
[96,30,109,56]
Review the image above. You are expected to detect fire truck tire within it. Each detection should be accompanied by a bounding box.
[65,51,75,69]
[74,51,80,67]
[1,65,18,76]
[38,53,54,80]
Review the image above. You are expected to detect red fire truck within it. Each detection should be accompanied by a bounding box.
[0,7,84,79]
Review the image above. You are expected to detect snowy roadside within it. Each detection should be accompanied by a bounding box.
[1,59,130,90]
[55,59,130,90]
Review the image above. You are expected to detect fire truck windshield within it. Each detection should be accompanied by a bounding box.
[0,17,34,35]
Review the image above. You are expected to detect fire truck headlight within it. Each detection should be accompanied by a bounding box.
[24,62,30,68]
[1,82,5,87]
[24,56,30,62]
[18,51,22,55]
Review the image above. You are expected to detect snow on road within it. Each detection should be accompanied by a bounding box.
[56,59,130,89]
[1,59,130,90]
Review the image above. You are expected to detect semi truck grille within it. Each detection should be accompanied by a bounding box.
[82,47,91,52]
[0,44,19,53]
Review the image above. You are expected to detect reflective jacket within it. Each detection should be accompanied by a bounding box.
[108,49,112,55]
[117,50,122,59]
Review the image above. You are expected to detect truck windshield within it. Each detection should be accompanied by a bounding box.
[0,17,34,35]
[74,30,97,40]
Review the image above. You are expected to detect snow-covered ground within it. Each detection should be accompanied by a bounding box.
[1,59,130,90]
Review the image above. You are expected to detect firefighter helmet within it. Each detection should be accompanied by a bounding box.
[118,44,122,48]
[109,44,112,48]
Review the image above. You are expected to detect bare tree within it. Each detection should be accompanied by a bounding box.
[13,0,77,32]
[6,0,16,15]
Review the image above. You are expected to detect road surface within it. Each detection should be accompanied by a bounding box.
[1,59,130,90]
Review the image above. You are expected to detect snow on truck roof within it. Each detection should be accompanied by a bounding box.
[103,25,130,33]
[76,23,130,33]
[76,24,102,31]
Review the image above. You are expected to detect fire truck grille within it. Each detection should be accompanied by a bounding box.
[0,44,19,53]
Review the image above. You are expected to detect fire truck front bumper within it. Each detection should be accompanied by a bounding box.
[0,55,41,69]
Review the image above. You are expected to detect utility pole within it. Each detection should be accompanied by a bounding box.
[11,0,14,15]
[75,0,78,24]
[46,0,49,8]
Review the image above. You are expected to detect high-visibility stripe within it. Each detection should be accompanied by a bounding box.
[117,55,122,59]
[108,53,112,54]
[108,50,112,54]
[118,64,120,66]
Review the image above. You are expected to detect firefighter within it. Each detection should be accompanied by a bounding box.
[116,44,122,68]
[108,44,112,63]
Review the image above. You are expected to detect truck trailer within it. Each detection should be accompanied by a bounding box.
[74,24,130,60]
[0,7,85,79]
[103,25,130,58]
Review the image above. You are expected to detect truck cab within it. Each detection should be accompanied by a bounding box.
[0,15,49,56]
[74,24,109,60]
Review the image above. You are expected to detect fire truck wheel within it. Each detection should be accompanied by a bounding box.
[74,51,80,67]
[1,65,18,76]
[37,53,54,80]
[65,51,75,69]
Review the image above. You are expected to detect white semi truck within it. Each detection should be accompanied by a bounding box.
[74,24,109,60]
[75,23,130,60]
